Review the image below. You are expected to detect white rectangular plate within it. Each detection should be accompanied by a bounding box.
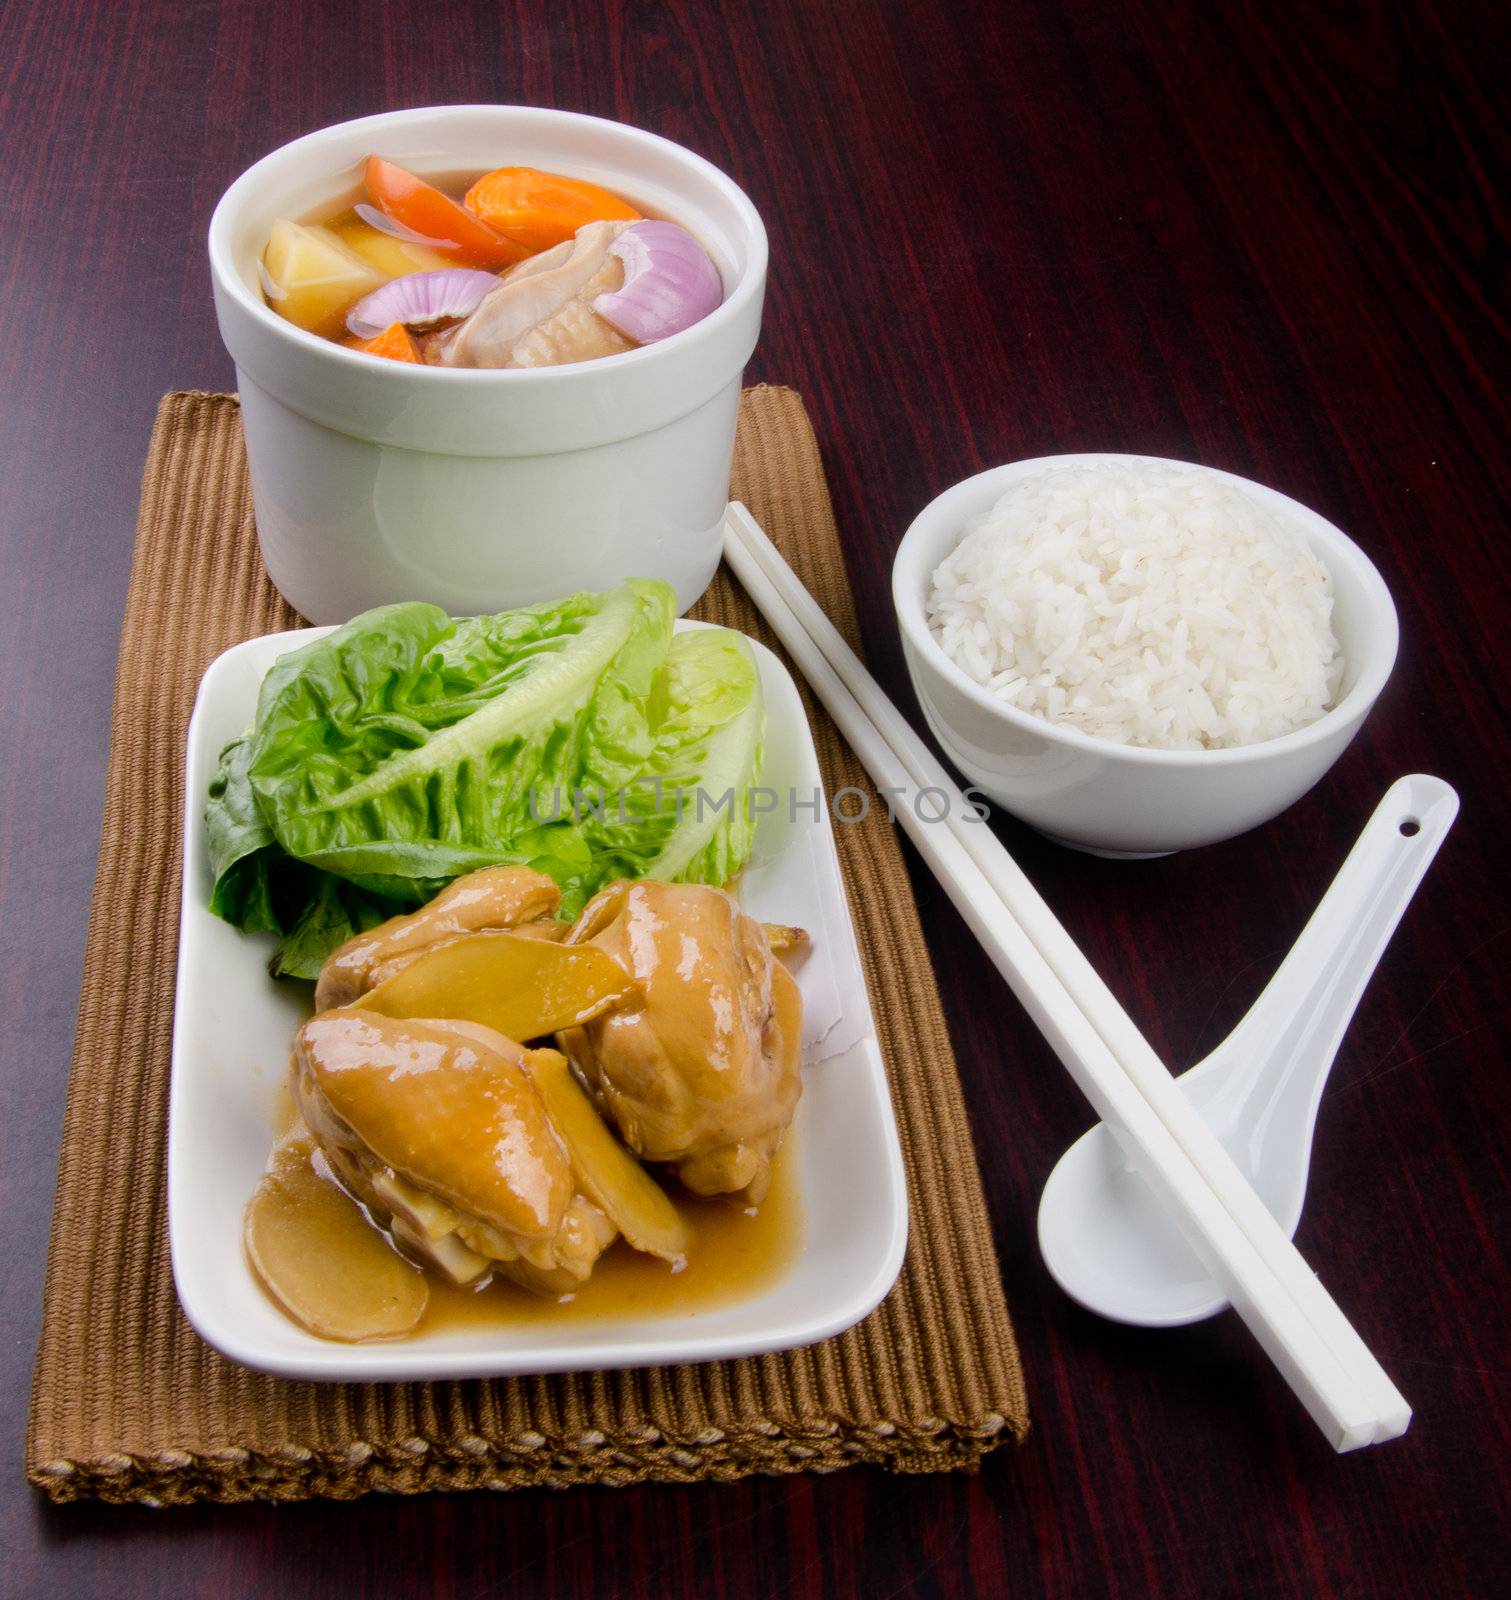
[169,621,908,1381]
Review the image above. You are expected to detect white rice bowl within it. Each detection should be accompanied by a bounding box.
[926,462,1344,751]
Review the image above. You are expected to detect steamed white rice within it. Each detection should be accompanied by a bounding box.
[927,463,1343,751]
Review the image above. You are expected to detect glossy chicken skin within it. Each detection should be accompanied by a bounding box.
[434,220,636,369]
[314,865,561,1012]
[559,882,802,1204]
[294,1011,614,1296]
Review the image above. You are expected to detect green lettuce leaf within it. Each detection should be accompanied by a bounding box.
[205,736,284,931]
[206,737,411,975]
[204,584,766,976]
[566,628,765,910]
[244,581,673,897]
[267,874,401,981]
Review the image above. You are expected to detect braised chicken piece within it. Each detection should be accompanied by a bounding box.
[433,219,636,369]
[558,882,803,1205]
[314,865,561,1012]
[294,1010,615,1297]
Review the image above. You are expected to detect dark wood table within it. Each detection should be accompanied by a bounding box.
[2,1,1505,1594]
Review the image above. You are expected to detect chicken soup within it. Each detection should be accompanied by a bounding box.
[259,157,724,366]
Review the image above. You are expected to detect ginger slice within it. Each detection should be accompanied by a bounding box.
[524,1048,690,1266]
[354,928,633,1042]
[761,923,809,957]
[244,1138,428,1341]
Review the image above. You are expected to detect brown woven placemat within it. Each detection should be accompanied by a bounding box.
[27,385,1027,1506]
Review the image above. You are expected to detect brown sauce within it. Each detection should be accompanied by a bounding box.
[270,1080,300,1140]
[249,1119,803,1340]
[417,1139,802,1333]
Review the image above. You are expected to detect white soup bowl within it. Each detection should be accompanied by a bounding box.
[209,105,767,622]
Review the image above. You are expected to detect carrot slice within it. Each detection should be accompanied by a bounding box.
[347,321,421,363]
[464,166,641,254]
[364,156,528,270]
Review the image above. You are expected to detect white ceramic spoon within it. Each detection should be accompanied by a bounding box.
[1038,773,1458,1327]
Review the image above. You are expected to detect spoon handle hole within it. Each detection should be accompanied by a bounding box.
[1399,817,1421,837]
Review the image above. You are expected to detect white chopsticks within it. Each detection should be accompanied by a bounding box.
[723,501,1410,1452]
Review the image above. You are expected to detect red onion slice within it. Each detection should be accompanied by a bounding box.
[593,222,723,345]
[346,269,501,338]
[353,202,453,251]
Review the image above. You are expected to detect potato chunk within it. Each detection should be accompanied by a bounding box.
[261,219,388,338]
[335,219,457,277]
